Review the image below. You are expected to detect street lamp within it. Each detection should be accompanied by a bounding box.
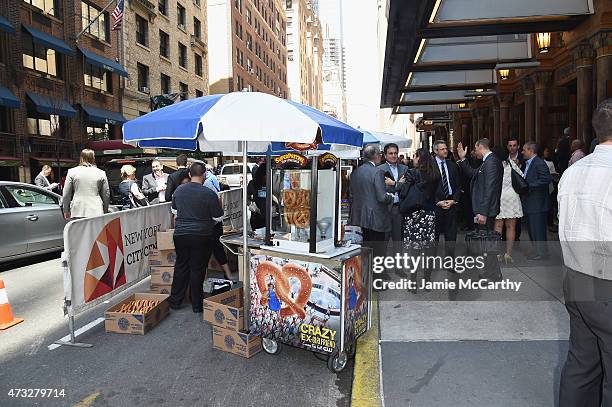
[499,69,510,81]
[536,32,551,53]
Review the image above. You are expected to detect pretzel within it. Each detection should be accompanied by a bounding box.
[116,299,159,314]
[255,261,313,319]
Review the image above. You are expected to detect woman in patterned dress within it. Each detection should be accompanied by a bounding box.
[400,148,440,291]
[494,148,525,263]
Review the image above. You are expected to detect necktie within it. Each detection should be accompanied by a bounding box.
[440,161,450,197]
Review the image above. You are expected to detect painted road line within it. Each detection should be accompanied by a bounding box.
[351,293,382,407]
[73,391,101,407]
[47,317,105,351]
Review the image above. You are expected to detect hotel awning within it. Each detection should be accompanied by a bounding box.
[22,25,75,56]
[381,0,594,112]
[0,86,19,109]
[78,46,128,77]
[0,15,14,33]
[26,92,77,118]
[82,105,128,125]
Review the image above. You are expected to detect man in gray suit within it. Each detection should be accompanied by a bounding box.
[349,145,394,260]
[142,160,168,204]
[378,143,407,260]
[34,165,58,191]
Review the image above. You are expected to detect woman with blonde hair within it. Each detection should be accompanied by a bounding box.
[119,165,148,209]
[62,149,110,220]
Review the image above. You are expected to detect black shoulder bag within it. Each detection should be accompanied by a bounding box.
[508,160,529,195]
[399,170,425,215]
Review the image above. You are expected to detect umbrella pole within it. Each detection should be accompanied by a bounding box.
[241,140,250,331]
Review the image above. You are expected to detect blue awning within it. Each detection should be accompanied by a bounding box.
[82,105,127,125]
[0,86,19,108]
[0,15,14,33]
[26,92,77,118]
[22,25,75,56]
[78,46,128,77]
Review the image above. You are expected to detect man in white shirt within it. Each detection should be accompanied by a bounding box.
[558,99,612,407]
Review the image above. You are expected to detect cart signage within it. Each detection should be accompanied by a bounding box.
[249,255,341,354]
[343,255,369,341]
[274,152,308,169]
[318,153,337,169]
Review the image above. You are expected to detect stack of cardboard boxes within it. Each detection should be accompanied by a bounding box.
[203,288,262,358]
[149,230,176,295]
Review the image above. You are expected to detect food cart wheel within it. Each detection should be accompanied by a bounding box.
[327,350,348,373]
[262,338,281,355]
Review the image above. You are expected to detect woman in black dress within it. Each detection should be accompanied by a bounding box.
[400,148,440,291]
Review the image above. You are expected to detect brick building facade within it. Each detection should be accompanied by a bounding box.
[0,0,128,182]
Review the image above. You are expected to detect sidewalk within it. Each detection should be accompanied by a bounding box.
[365,236,570,407]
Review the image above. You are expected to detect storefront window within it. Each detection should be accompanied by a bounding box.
[81,2,110,43]
[84,64,112,92]
[86,124,110,141]
[22,38,60,77]
[0,107,12,133]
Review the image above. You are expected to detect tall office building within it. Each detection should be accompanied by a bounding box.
[318,0,346,121]
[208,0,289,98]
[284,0,323,109]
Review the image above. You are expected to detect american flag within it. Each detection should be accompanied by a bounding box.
[111,0,124,31]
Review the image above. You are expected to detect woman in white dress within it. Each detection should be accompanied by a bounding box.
[494,149,524,263]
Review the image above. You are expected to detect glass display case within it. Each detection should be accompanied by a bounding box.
[265,152,341,253]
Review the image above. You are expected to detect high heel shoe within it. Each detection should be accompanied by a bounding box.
[503,253,514,264]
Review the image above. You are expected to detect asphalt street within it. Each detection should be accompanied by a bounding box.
[0,255,353,407]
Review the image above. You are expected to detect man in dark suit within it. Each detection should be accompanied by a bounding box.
[556,127,571,174]
[457,138,503,229]
[350,145,394,260]
[521,141,551,260]
[457,138,503,281]
[378,143,408,260]
[165,154,190,202]
[432,140,461,246]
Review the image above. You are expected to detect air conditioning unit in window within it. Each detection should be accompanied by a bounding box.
[140,86,150,94]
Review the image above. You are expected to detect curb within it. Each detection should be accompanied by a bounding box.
[351,292,382,407]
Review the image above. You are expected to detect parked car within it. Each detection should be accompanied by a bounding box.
[217,163,256,188]
[0,181,66,263]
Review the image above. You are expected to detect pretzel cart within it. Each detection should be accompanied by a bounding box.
[247,150,373,373]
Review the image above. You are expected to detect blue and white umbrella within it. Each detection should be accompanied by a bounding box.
[361,130,412,149]
[123,92,363,152]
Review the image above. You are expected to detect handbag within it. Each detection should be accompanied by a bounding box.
[465,227,502,255]
[399,170,424,215]
[509,160,529,195]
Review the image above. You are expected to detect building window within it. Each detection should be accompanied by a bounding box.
[84,64,112,92]
[86,124,110,141]
[234,21,242,40]
[22,38,60,78]
[236,48,244,67]
[236,75,244,91]
[193,0,200,6]
[137,63,149,91]
[136,14,148,46]
[81,2,109,43]
[160,73,171,94]
[234,0,242,11]
[27,108,62,138]
[23,0,60,18]
[179,82,188,100]
[194,53,202,76]
[178,43,187,68]
[247,58,252,73]
[195,89,203,97]
[158,0,167,15]
[159,30,169,58]
[193,17,201,39]
[246,33,253,51]
[246,8,252,25]
[177,4,186,29]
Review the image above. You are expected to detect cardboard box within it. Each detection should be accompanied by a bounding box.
[156,230,175,250]
[212,326,262,358]
[151,266,174,285]
[149,284,172,295]
[149,249,176,266]
[203,287,244,331]
[105,293,169,335]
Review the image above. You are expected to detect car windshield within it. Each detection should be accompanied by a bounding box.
[222,165,250,175]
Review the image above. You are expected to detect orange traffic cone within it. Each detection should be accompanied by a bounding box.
[0,279,24,330]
